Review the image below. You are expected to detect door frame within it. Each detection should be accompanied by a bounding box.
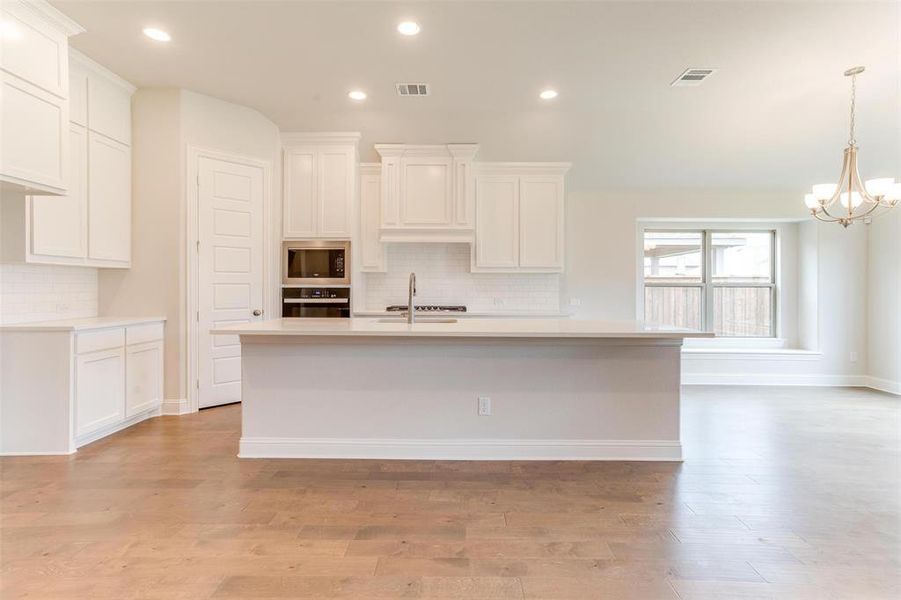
[186,145,274,413]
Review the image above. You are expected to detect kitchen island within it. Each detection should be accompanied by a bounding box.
[213,318,710,461]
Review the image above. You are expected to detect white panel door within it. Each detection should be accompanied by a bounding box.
[198,156,264,408]
[283,149,317,237]
[87,132,131,262]
[31,123,87,258]
[318,147,352,237]
[475,176,519,268]
[75,348,125,438]
[519,178,563,269]
[126,341,163,417]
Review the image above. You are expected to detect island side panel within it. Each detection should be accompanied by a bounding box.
[238,336,682,460]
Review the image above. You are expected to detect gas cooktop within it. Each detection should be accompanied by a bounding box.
[386,305,467,313]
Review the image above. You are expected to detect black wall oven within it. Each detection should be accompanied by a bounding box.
[282,287,350,318]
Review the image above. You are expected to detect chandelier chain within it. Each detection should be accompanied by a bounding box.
[848,72,856,146]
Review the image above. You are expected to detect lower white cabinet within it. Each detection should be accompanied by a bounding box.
[125,340,164,417]
[76,347,126,438]
[472,163,569,273]
[0,318,165,455]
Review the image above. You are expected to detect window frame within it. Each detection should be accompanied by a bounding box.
[642,228,777,337]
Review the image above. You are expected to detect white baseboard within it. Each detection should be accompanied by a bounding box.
[75,406,161,448]
[682,373,869,387]
[238,437,682,461]
[161,398,191,415]
[864,376,901,396]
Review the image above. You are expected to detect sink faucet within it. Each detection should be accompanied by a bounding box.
[407,272,416,324]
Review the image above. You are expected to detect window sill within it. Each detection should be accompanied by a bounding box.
[682,347,822,361]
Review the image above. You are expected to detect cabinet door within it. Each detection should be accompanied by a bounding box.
[401,157,453,226]
[283,149,317,237]
[359,167,385,271]
[88,132,131,263]
[475,176,519,268]
[318,147,353,237]
[519,178,563,269]
[0,71,68,193]
[87,73,131,144]
[30,123,87,259]
[76,347,125,438]
[0,2,68,99]
[68,60,88,126]
[126,341,163,417]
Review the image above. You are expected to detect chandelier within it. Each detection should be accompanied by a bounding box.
[804,66,899,228]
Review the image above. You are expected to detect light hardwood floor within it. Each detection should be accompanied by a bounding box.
[1,386,898,599]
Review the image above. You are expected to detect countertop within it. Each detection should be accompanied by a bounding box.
[353,310,571,319]
[212,318,711,340]
[0,316,166,332]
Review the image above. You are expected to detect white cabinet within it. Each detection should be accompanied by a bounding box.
[0,0,83,195]
[375,144,478,243]
[19,51,134,268]
[30,123,87,258]
[359,164,386,272]
[0,318,166,455]
[75,347,125,438]
[472,164,569,273]
[88,132,131,262]
[126,341,163,417]
[282,133,360,239]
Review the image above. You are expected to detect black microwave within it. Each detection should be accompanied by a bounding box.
[283,241,350,285]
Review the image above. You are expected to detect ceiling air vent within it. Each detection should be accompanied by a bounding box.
[396,83,430,96]
[671,68,716,87]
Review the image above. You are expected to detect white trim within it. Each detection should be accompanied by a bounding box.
[682,349,822,361]
[864,377,901,396]
[161,398,191,415]
[682,373,868,387]
[68,48,137,94]
[14,0,85,36]
[0,449,76,456]
[281,132,361,145]
[74,406,160,448]
[238,437,682,461]
[186,146,273,414]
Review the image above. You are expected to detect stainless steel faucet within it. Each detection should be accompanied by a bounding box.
[407,272,416,324]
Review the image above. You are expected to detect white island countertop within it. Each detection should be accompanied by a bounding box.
[213,318,711,340]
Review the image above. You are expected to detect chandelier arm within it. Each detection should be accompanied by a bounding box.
[847,146,879,204]
[825,147,852,207]
[813,211,838,223]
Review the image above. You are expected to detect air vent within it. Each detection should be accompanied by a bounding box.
[671,68,716,87]
[396,83,430,96]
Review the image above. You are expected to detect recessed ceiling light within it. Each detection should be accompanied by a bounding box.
[397,21,420,36]
[539,89,558,100]
[348,90,367,101]
[142,27,171,42]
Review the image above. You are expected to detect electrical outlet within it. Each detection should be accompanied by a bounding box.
[478,396,491,416]
[493,298,505,306]
[850,351,858,363]
[569,297,581,307]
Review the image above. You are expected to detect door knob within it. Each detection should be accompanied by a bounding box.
[252,309,262,316]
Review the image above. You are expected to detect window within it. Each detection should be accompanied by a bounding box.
[643,229,776,337]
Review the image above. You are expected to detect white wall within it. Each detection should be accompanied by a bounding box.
[564,188,870,384]
[98,88,280,403]
[867,209,901,393]
[361,244,560,313]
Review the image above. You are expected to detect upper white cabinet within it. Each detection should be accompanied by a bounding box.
[374,144,478,243]
[22,50,135,268]
[472,163,569,273]
[87,132,131,262]
[0,0,83,195]
[282,132,359,239]
[359,163,386,272]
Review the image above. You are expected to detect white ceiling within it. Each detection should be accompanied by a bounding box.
[55,1,899,190]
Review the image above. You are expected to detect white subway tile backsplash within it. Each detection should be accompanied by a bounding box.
[362,244,560,313]
[0,264,98,324]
